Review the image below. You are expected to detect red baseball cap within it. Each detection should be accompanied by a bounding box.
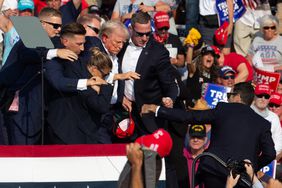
[114,112,135,139]
[135,129,173,158]
[214,22,229,46]
[154,11,170,29]
[255,84,271,96]
[269,92,282,105]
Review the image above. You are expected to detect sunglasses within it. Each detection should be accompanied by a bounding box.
[268,103,280,108]
[263,26,276,30]
[158,27,169,31]
[227,92,238,99]
[222,75,235,80]
[256,94,270,99]
[40,20,62,29]
[133,29,151,37]
[87,25,100,34]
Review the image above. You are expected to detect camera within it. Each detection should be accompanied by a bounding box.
[227,159,246,177]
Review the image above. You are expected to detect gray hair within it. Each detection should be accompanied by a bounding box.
[260,15,279,31]
[98,20,129,39]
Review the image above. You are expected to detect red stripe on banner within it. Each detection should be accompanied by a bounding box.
[0,144,127,157]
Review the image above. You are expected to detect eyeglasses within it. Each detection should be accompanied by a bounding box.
[87,25,100,34]
[158,27,169,31]
[256,94,270,99]
[263,26,276,30]
[40,20,62,29]
[133,29,151,37]
[227,92,238,99]
[222,75,235,80]
[268,103,280,108]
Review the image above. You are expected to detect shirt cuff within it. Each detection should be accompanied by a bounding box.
[47,49,58,60]
[155,106,161,117]
[77,79,87,91]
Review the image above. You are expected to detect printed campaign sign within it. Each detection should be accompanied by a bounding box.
[202,83,231,109]
[260,160,277,178]
[216,0,246,26]
[253,67,281,92]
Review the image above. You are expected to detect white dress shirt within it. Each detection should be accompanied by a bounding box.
[122,40,143,102]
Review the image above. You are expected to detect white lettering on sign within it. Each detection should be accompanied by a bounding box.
[255,74,276,83]
[261,166,270,173]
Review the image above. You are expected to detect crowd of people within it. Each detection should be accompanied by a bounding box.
[0,0,282,188]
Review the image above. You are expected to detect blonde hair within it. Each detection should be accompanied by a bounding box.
[88,47,112,70]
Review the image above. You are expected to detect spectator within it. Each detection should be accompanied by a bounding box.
[186,45,219,107]
[0,0,34,66]
[141,82,276,187]
[152,11,185,68]
[184,124,207,188]
[198,0,233,54]
[218,66,235,88]
[233,0,271,57]
[247,15,282,72]
[214,46,253,83]
[111,0,178,35]
[268,92,282,126]
[251,84,282,155]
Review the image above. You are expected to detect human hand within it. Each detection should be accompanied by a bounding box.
[57,49,78,61]
[120,72,141,80]
[138,4,153,12]
[226,171,240,188]
[87,76,107,86]
[141,104,158,115]
[243,159,253,178]
[122,96,132,112]
[126,143,143,168]
[162,97,173,108]
[224,23,233,36]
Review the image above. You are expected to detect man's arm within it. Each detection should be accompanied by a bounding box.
[234,63,249,83]
[127,143,144,188]
[156,48,179,101]
[44,59,81,92]
[141,104,216,124]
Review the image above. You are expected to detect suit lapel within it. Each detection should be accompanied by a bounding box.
[135,39,152,73]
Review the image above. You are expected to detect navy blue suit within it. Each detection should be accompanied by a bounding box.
[157,102,276,187]
[45,56,113,144]
[0,40,44,145]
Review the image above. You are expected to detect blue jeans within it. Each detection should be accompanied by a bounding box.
[185,0,199,32]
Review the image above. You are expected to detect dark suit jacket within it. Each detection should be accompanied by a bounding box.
[46,57,113,144]
[157,102,276,176]
[118,38,178,134]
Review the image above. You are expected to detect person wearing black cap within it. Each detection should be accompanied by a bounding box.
[186,45,219,108]
[184,124,207,188]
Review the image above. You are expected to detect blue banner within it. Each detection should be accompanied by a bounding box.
[216,0,246,26]
[260,160,277,178]
[202,83,231,109]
